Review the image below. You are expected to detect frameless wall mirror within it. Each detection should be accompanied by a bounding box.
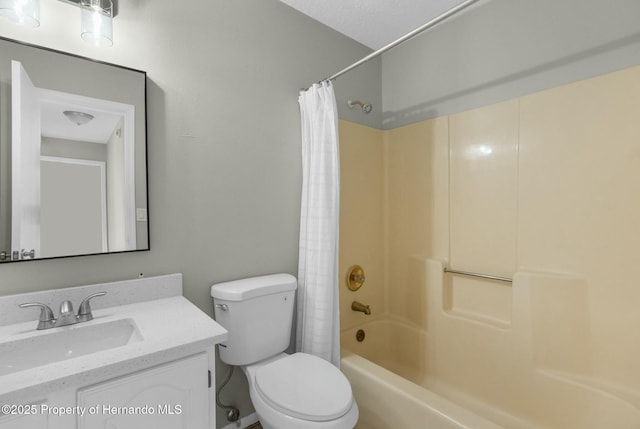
[0,36,148,262]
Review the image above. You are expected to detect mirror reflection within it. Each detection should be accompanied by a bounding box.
[0,37,148,262]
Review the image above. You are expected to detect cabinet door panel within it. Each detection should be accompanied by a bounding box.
[0,407,47,429]
[77,353,209,429]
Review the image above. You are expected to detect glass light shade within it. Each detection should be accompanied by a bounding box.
[63,110,95,126]
[0,0,40,27]
[80,0,113,47]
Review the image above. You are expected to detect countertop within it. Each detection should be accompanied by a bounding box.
[0,274,227,404]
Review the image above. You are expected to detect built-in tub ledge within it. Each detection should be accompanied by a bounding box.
[539,368,640,411]
[0,273,228,404]
[341,351,504,429]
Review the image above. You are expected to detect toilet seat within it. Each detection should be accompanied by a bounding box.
[255,353,353,422]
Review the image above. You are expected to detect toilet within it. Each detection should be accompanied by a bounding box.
[211,273,358,429]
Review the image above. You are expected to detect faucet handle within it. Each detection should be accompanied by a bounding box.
[19,303,56,330]
[77,292,107,322]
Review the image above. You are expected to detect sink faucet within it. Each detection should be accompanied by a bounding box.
[19,292,107,330]
[55,300,77,327]
[351,301,371,315]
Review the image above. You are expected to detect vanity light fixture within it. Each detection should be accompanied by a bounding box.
[63,110,94,126]
[80,0,113,47]
[0,0,40,27]
[0,0,116,47]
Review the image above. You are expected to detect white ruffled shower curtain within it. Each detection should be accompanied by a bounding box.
[296,81,341,367]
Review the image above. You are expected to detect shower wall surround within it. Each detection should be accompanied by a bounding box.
[339,65,640,427]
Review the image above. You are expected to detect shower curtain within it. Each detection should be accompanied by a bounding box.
[296,81,341,367]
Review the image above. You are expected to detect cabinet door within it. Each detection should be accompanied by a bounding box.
[78,353,209,429]
[0,411,47,429]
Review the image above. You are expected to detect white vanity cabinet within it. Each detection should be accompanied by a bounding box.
[0,410,47,429]
[0,274,228,429]
[78,353,210,429]
[0,353,212,429]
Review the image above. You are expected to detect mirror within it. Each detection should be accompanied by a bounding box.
[0,36,148,262]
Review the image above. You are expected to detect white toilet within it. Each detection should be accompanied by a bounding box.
[211,273,358,429]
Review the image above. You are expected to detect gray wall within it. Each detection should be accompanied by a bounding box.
[382,0,640,129]
[0,0,377,426]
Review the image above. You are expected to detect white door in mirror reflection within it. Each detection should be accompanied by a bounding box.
[41,157,107,258]
[11,60,41,259]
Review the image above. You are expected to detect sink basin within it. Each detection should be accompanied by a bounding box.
[0,318,142,376]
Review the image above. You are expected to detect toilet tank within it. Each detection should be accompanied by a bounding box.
[211,273,297,366]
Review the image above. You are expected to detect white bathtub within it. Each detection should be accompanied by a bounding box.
[341,317,503,429]
[342,316,429,382]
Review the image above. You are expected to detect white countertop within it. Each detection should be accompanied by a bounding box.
[0,275,227,404]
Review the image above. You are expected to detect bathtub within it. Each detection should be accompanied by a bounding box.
[341,317,503,429]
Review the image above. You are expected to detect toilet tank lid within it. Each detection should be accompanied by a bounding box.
[211,273,297,301]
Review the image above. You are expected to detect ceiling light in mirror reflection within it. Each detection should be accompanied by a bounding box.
[63,110,94,126]
[40,90,127,143]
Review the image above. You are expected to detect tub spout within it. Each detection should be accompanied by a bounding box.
[352,301,371,315]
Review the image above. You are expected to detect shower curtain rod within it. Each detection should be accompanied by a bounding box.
[307,0,481,89]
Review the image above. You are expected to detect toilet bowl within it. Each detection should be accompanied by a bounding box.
[211,274,358,429]
[243,353,359,429]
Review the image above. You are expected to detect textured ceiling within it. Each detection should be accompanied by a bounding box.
[279,0,471,50]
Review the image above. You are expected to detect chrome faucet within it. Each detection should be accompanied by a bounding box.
[351,301,371,315]
[19,292,107,330]
[55,300,78,327]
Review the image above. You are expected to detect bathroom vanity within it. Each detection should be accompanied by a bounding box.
[0,274,227,429]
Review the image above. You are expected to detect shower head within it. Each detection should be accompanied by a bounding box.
[347,100,373,114]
